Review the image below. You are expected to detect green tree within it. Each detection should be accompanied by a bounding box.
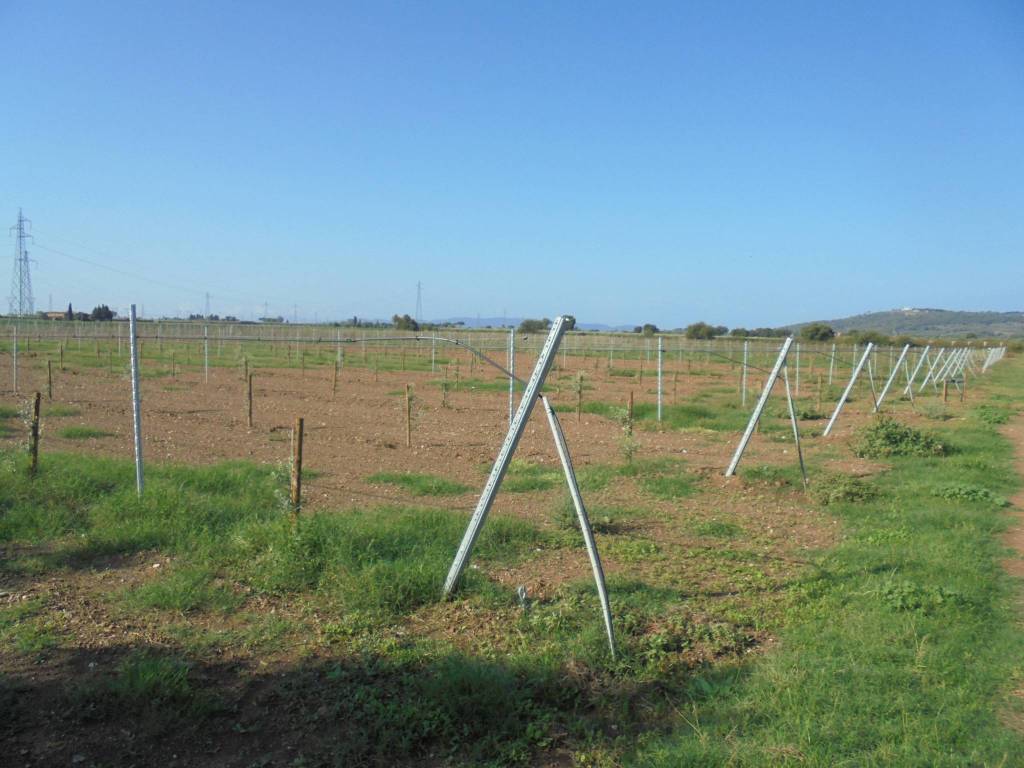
[91,304,116,321]
[518,318,551,334]
[392,314,419,331]
[800,322,835,341]
[684,321,718,340]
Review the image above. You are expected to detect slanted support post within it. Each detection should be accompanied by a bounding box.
[823,342,873,437]
[725,337,794,477]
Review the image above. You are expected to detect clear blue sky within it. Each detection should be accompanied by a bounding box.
[3,2,1022,327]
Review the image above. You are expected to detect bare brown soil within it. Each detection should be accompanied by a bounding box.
[0,345,968,766]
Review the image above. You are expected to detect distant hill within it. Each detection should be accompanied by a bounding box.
[788,308,1024,339]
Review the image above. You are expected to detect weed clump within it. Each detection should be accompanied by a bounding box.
[932,483,1007,507]
[974,404,1012,426]
[811,474,877,506]
[853,417,947,458]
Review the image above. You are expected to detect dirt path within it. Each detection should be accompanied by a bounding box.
[1004,415,1024,578]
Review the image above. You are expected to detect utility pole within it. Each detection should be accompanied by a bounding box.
[8,209,34,316]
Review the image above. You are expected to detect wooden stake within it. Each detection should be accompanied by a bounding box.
[28,392,41,476]
[59,344,64,372]
[576,371,584,423]
[243,356,248,382]
[627,390,634,426]
[47,359,53,400]
[816,373,823,411]
[247,374,254,428]
[405,384,412,447]
[290,417,304,514]
[943,380,948,403]
[960,372,966,403]
[332,360,338,397]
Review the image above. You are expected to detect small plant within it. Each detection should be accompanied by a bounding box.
[811,474,877,506]
[932,483,1007,507]
[58,426,113,440]
[853,417,946,458]
[879,579,967,614]
[692,519,743,539]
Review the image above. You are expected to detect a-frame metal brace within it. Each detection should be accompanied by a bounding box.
[823,342,874,437]
[724,336,798,478]
[443,316,616,657]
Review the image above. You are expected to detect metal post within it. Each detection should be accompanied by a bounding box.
[902,345,930,395]
[444,317,568,597]
[828,343,836,386]
[823,342,873,437]
[782,365,807,487]
[918,348,947,392]
[540,396,615,658]
[128,304,144,496]
[795,342,800,397]
[508,328,515,427]
[12,325,17,393]
[656,336,663,422]
[866,358,878,410]
[741,340,749,407]
[875,344,910,412]
[725,337,794,476]
[203,326,209,384]
[431,335,436,373]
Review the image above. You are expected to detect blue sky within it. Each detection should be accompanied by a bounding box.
[2,2,1022,327]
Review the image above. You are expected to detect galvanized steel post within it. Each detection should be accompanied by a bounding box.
[725,337,794,477]
[657,336,663,422]
[444,317,568,597]
[875,343,910,412]
[902,345,930,395]
[541,396,616,657]
[128,304,144,496]
[823,342,873,437]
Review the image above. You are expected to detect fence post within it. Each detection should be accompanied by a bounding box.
[204,326,209,384]
[508,328,515,427]
[741,340,749,407]
[28,392,41,476]
[47,359,53,400]
[657,336,663,422]
[129,304,144,496]
[291,417,304,514]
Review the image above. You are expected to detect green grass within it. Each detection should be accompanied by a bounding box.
[366,471,470,496]
[46,405,81,417]
[0,405,19,419]
[57,425,113,439]
[629,363,1024,766]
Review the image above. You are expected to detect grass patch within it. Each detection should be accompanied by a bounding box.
[0,405,20,419]
[57,425,113,440]
[620,457,699,500]
[46,405,81,417]
[810,473,878,506]
[692,519,744,539]
[366,471,470,497]
[502,459,561,492]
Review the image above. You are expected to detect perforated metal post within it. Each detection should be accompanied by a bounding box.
[875,343,910,412]
[657,336,663,422]
[128,304,144,496]
[741,340,749,407]
[541,396,616,657]
[725,337,793,477]
[11,325,17,393]
[444,317,568,596]
[823,342,873,437]
[203,326,209,384]
[508,328,515,427]
[903,345,930,395]
[918,348,946,392]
